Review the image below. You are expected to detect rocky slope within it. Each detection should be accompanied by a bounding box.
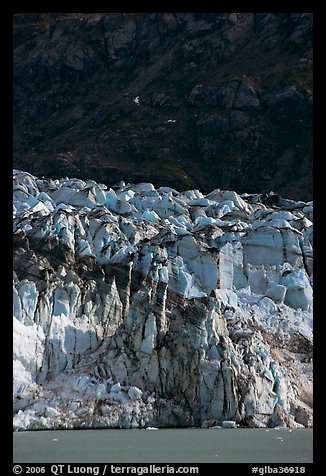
[13,170,313,430]
[13,13,312,200]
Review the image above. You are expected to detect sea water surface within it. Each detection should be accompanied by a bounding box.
[13,428,313,463]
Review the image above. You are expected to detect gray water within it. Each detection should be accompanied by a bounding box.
[13,428,313,463]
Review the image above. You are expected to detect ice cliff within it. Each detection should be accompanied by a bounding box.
[13,170,313,430]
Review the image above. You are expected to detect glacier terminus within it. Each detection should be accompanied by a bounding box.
[13,170,313,431]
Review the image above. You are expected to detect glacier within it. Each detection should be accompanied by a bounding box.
[13,170,313,430]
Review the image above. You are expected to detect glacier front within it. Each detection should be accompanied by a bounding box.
[13,170,313,430]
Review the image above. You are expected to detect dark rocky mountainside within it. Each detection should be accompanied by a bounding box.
[14,13,313,200]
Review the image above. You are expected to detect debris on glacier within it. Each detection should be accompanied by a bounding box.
[13,170,313,430]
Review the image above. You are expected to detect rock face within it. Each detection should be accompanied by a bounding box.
[13,13,312,200]
[13,170,313,430]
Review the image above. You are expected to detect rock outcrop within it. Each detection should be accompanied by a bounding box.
[13,13,312,200]
[13,170,313,430]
